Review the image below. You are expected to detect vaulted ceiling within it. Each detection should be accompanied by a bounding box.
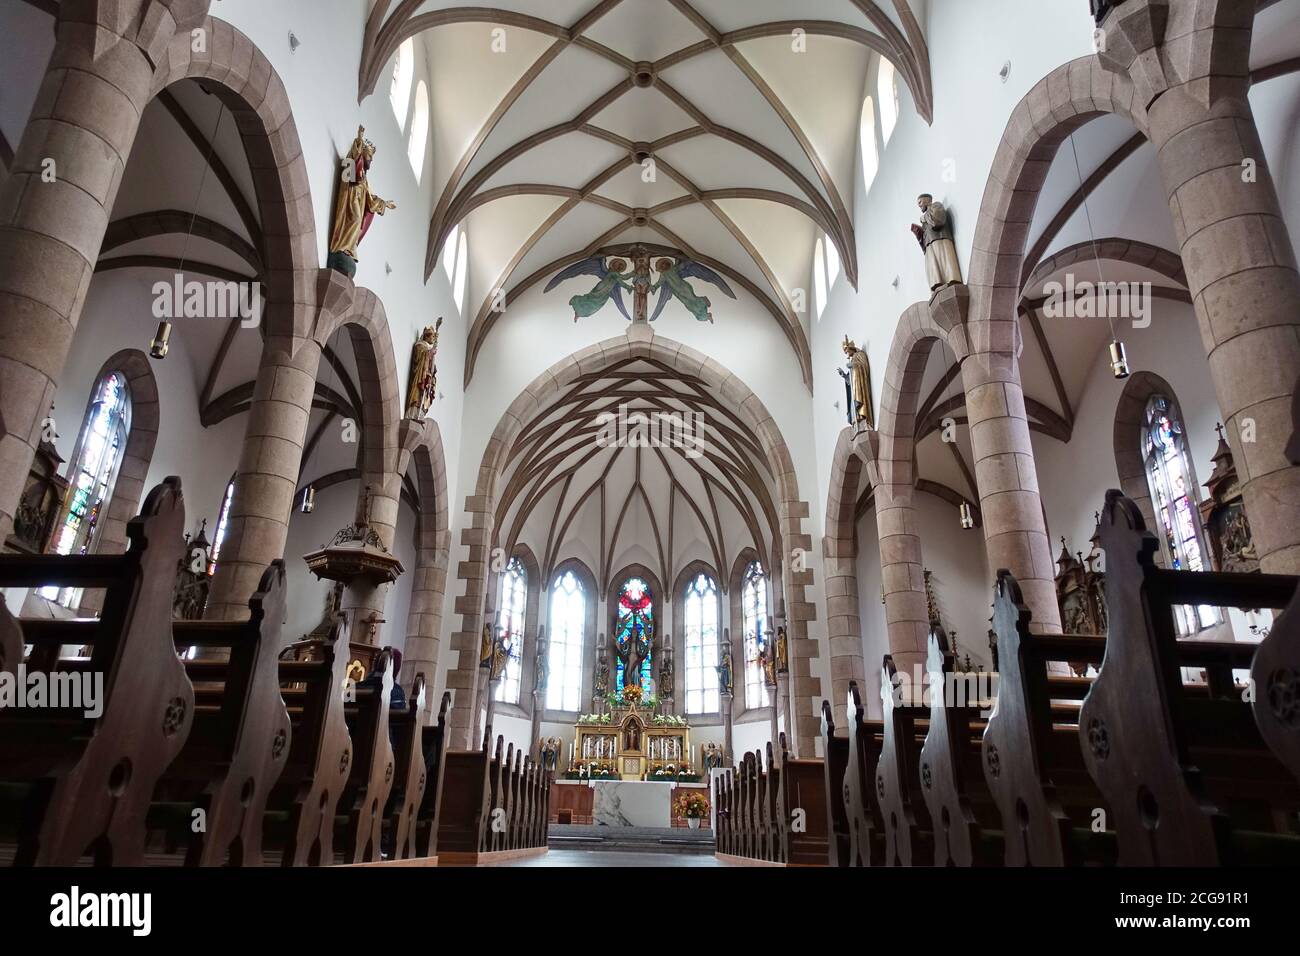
[359,0,933,386]
[491,355,783,594]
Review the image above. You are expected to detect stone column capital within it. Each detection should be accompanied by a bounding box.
[1094,0,1253,110]
[57,0,214,66]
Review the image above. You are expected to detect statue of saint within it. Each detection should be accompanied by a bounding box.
[479,622,493,669]
[839,337,875,428]
[593,652,610,698]
[534,632,549,692]
[775,625,788,673]
[911,193,963,292]
[405,318,442,420]
[717,645,734,697]
[490,632,511,681]
[328,126,396,278]
[658,653,674,699]
[623,718,641,752]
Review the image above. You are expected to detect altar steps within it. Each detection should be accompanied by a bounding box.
[547,824,714,855]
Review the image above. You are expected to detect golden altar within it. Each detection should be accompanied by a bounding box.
[571,704,691,781]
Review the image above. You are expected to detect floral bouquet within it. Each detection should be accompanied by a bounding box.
[674,792,710,819]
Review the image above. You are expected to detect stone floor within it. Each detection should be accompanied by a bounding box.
[510,848,724,867]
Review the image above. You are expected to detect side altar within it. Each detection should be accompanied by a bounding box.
[568,691,692,782]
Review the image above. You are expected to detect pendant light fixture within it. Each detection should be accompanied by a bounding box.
[1068,131,1129,379]
[959,501,976,530]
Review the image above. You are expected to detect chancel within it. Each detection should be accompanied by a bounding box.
[0,0,1297,890]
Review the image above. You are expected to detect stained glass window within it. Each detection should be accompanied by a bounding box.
[546,570,585,712]
[494,557,526,705]
[742,561,771,708]
[207,478,235,576]
[614,577,653,697]
[684,572,720,714]
[1143,395,1216,634]
[43,371,131,606]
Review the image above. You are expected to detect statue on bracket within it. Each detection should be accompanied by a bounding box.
[911,193,963,293]
[839,337,875,428]
[717,644,734,697]
[328,126,396,279]
[775,624,788,674]
[658,647,674,699]
[404,318,443,420]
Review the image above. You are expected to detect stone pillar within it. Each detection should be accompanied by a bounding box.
[1098,0,1300,574]
[721,691,734,766]
[961,348,1062,634]
[776,668,793,754]
[0,0,211,538]
[767,677,780,761]
[205,333,322,620]
[529,690,544,762]
[822,538,866,730]
[875,485,932,673]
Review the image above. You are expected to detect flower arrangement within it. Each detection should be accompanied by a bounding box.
[622,684,644,705]
[651,713,687,726]
[674,792,710,819]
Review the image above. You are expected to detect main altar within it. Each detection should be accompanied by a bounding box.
[569,694,692,781]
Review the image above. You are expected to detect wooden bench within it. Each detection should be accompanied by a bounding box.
[0,476,194,866]
[384,672,429,861]
[413,691,453,859]
[875,655,933,866]
[1080,489,1300,864]
[982,570,1113,865]
[263,625,353,866]
[333,647,396,864]
[842,682,886,865]
[819,700,852,866]
[916,629,1004,866]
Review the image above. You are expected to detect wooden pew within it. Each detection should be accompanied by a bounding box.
[264,623,353,866]
[154,561,293,865]
[1080,489,1300,865]
[820,700,852,866]
[843,682,886,865]
[763,741,785,864]
[0,476,194,866]
[917,629,1003,866]
[384,672,429,861]
[713,767,730,854]
[876,655,933,866]
[333,648,396,864]
[775,733,829,866]
[1250,375,1300,783]
[413,691,453,859]
[982,570,1113,866]
[435,730,496,864]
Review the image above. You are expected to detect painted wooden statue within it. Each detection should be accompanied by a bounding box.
[328,125,396,278]
[404,318,442,420]
[911,193,963,293]
[839,336,875,428]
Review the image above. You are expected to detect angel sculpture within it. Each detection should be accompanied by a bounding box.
[649,257,736,324]
[545,256,634,322]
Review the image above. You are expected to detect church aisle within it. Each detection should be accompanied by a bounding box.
[509,849,724,868]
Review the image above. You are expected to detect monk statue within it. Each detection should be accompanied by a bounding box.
[911,193,963,293]
[839,337,875,428]
[328,125,396,278]
[405,318,442,420]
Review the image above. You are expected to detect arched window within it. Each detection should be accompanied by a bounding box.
[859,94,879,193]
[878,59,899,146]
[741,561,771,708]
[442,224,460,280]
[207,477,236,576]
[683,572,720,714]
[407,81,429,182]
[494,557,527,704]
[546,570,586,711]
[389,38,415,131]
[44,371,131,605]
[614,576,654,697]
[1142,394,1215,634]
[813,237,828,321]
[452,230,469,313]
[824,232,842,290]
